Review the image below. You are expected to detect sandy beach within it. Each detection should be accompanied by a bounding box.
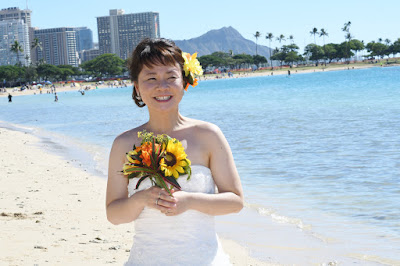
[0,127,273,265]
[0,82,126,98]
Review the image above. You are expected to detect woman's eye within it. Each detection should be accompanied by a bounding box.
[168,76,177,80]
[147,78,156,81]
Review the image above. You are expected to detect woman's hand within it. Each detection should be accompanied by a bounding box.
[164,190,191,216]
[143,187,177,213]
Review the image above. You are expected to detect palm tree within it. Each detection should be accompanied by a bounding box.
[31,38,43,60]
[10,40,24,65]
[320,29,328,65]
[266,33,274,68]
[266,33,274,49]
[276,34,285,45]
[342,21,351,33]
[342,21,352,62]
[310,27,319,44]
[289,35,294,44]
[254,31,261,55]
[320,29,328,46]
[345,32,353,42]
[384,39,391,46]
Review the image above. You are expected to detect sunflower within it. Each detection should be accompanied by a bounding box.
[160,139,191,179]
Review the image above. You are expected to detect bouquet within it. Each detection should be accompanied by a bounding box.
[123,131,191,195]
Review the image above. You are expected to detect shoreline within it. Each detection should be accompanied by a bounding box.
[0,125,271,265]
[199,63,377,81]
[0,63,388,98]
[0,82,125,98]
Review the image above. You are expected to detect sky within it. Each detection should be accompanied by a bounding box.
[4,0,400,50]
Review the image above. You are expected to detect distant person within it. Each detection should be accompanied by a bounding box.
[54,93,58,102]
[288,70,291,76]
[8,93,12,102]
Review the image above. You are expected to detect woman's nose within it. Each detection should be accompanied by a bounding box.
[158,79,169,89]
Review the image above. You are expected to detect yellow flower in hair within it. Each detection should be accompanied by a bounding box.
[182,52,203,78]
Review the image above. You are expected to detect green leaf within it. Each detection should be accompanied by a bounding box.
[163,175,181,190]
[123,167,157,175]
[128,172,141,179]
[186,167,192,181]
[135,175,149,189]
[130,154,142,161]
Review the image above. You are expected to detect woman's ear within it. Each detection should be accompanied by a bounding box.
[133,82,140,96]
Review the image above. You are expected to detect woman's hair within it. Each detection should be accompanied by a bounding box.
[128,38,189,107]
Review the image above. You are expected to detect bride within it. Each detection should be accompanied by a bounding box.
[106,38,243,265]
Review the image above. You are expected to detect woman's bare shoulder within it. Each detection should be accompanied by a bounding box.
[112,125,145,149]
[185,118,224,144]
[185,117,221,134]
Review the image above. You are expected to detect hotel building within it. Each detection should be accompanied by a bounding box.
[97,9,160,59]
[0,7,31,28]
[75,27,94,52]
[0,7,31,65]
[34,27,78,66]
[79,48,100,63]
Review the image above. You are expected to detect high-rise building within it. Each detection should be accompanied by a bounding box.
[0,7,32,66]
[0,7,31,27]
[34,27,78,66]
[79,48,100,63]
[0,20,30,66]
[0,7,34,61]
[75,27,94,52]
[97,9,160,60]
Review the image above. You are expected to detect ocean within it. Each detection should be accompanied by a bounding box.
[1,66,400,265]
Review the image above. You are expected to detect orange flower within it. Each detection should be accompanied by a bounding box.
[184,78,198,91]
[139,142,160,167]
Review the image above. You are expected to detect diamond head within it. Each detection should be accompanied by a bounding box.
[174,26,272,58]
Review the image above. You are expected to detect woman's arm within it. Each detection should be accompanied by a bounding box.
[106,133,176,224]
[165,124,244,216]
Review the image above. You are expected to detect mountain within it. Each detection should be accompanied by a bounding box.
[174,26,272,58]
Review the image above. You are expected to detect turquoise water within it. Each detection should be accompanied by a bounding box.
[1,66,400,264]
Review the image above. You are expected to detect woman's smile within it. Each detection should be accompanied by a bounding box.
[154,95,173,102]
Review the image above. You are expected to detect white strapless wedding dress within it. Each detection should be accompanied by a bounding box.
[125,165,231,266]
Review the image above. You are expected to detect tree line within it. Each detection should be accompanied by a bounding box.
[254,21,400,67]
[198,52,268,70]
[0,52,127,87]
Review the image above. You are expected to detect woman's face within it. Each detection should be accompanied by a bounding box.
[135,63,185,113]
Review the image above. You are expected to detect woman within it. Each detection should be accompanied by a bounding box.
[106,38,243,265]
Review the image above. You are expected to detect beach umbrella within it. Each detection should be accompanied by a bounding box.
[37,84,43,87]
[45,81,52,84]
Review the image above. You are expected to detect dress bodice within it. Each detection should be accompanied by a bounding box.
[125,165,231,266]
